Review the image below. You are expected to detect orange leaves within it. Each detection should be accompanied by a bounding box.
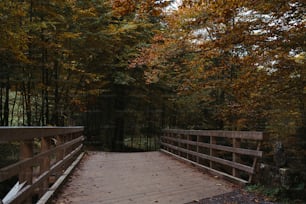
[110,0,167,20]
[146,0,304,131]
[111,0,136,17]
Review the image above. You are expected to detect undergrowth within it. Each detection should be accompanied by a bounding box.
[246,184,305,203]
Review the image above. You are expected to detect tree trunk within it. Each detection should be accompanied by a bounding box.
[52,60,59,125]
[10,89,18,126]
[0,85,3,125]
[23,80,32,126]
[3,75,10,126]
[113,85,127,151]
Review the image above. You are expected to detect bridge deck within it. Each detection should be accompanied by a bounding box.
[52,151,234,204]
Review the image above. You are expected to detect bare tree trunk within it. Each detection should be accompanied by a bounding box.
[3,75,10,126]
[45,68,50,125]
[21,66,33,126]
[0,85,3,125]
[113,85,126,151]
[0,81,10,126]
[52,60,59,125]
[10,88,18,126]
[26,81,32,126]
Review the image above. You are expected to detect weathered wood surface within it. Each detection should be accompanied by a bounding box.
[52,151,234,204]
[161,129,264,184]
[0,127,84,204]
[0,127,83,142]
[162,129,264,140]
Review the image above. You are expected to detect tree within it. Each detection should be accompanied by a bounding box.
[134,0,305,133]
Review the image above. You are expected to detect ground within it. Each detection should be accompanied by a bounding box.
[187,189,277,204]
[52,151,279,204]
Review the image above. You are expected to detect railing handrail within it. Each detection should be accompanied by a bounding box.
[160,129,264,184]
[0,126,84,142]
[0,126,84,204]
[162,129,264,140]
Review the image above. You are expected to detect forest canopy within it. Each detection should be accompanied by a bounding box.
[0,0,305,150]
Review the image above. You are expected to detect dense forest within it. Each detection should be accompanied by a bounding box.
[0,0,305,195]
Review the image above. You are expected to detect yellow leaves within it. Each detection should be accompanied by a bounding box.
[119,23,138,32]
[78,8,97,17]
[235,118,248,130]
[59,32,81,40]
[144,69,161,84]
[293,52,305,64]
[108,24,117,33]
[63,62,85,74]
[11,8,27,18]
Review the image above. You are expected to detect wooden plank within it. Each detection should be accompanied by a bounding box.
[161,142,254,174]
[0,127,84,142]
[53,152,236,203]
[40,137,51,196]
[160,149,249,184]
[0,136,84,182]
[187,134,190,160]
[19,140,33,204]
[5,145,83,204]
[37,152,84,204]
[210,136,216,169]
[232,138,241,177]
[248,141,262,183]
[163,129,263,140]
[161,129,264,185]
[196,135,199,163]
[162,136,262,157]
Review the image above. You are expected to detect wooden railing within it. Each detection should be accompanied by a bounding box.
[0,127,84,204]
[160,129,264,184]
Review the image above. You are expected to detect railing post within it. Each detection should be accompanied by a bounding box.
[209,136,216,169]
[54,135,64,182]
[187,134,190,160]
[159,129,263,184]
[0,127,84,203]
[40,137,51,196]
[19,139,34,204]
[196,135,199,163]
[56,135,64,160]
[232,138,241,177]
[177,133,182,156]
[249,141,261,183]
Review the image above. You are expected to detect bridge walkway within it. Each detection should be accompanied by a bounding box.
[52,151,234,204]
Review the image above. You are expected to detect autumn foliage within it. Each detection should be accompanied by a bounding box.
[1,0,305,184]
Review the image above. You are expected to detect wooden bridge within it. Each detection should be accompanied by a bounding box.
[0,127,264,204]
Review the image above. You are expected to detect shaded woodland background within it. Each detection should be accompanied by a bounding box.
[0,0,305,199]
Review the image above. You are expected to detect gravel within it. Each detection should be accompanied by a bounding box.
[186,189,277,204]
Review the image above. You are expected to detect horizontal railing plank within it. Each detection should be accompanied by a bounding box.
[37,152,85,204]
[6,145,83,204]
[0,136,84,183]
[0,126,84,204]
[163,129,263,140]
[0,126,84,142]
[161,128,264,184]
[161,149,249,184]
[161,142,254,174]
[162,136,262,157]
